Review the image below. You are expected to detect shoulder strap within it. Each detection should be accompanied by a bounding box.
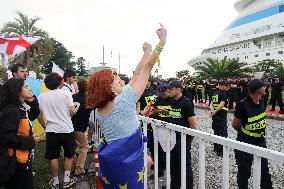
[63,84,73,93]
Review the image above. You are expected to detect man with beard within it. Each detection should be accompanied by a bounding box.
[168,80,196,189]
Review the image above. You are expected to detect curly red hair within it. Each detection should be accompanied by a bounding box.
[86,69,116,109]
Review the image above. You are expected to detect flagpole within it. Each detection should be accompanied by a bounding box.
[119,53,121,74]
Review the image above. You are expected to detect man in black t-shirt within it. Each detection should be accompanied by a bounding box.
[210,81,229,156]
[232,79,272,189]
[168,80,196,189]
[72,80,92,179]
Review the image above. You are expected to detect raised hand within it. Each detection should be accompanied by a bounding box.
[156,23,167,44]
[143,42,152,55]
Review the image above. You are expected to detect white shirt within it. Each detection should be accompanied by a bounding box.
[38,89,74,133]
[61,82,75,95]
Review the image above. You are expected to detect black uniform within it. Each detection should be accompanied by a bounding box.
[169,96,195,189]
[208,81,217,106]
[151,96,172,177]
[196,82,204,103]
[238,80,248,101]
[234,96,272,189]
[270,81,284,112]
[139,88,157,163]
[186,80,197,104]
[228,82,239,109]
[211,89,228,156]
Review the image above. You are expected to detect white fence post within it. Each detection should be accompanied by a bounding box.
[222,146,230,189]
[166,128,171,189]
[253,155,261,189]
[181,133,187,189]
[154,125,159,189]
[199,139,206,189]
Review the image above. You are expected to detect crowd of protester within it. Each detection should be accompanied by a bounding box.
[0,23,283,189]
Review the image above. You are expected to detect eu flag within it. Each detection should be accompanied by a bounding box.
[98,129,146,189]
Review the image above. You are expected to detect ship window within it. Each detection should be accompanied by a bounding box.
[278,51,283,54]
[255,54,258,57]
[280,5,284,13]
[266,53,270,56]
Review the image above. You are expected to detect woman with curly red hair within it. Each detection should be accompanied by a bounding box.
[86,24,167,188]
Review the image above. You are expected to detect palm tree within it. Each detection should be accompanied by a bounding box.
[194,57,252,79]
[1,12,53,74]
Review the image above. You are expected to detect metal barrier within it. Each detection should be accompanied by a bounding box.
[138,115,284,189]
[91,114,284,189]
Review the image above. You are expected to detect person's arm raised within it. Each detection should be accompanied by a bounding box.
[130,23,167,100]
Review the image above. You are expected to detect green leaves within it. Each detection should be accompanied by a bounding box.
[195,57,251,79]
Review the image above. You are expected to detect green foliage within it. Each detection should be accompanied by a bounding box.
[176,70,189,79]
[275,64,284,81]
[1,12,53,74]
[253,59,283,77]
[195,57,252,79]
[76,57,87,76]
[42,38,75,74]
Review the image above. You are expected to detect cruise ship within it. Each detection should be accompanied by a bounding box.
[188,0,284,68]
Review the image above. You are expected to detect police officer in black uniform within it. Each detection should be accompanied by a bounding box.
[228,77,240,109]
[210,81,229,156]
[186,78,197,104]
[208,78,217,106]
[232,79,272,189]
[151,84,172,177]
[270,76,284,114]
[168,80,196,189]
[196,80,204,103]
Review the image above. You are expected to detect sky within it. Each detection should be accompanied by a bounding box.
[0,0,238,78]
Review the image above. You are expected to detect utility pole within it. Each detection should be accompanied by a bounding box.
[118,53,121,74]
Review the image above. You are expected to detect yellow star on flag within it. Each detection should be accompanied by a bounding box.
[102,176,110,185]
[118,183,128,189]
[137,167,144,183]
[99,138,105,144]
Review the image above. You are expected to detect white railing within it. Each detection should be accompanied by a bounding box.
[91,114,284,189]
[138,116,284,189]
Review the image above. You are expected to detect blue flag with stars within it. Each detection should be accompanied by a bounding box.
[98,128,146,189]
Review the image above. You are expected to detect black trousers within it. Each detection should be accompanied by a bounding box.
[271,92,284,111]
[170,135,193,189]
[6,164,33,189]
[197,89,203,102]
[234,141,272,189]
[228,91,239,109]
[212,118,228,155]
[263,94,269,109]
[208,90,214,106]
[204,90,209,103]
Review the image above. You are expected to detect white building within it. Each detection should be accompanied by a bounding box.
[188,0,284,68]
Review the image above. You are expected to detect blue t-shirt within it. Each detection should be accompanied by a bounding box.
[96,86,139,143]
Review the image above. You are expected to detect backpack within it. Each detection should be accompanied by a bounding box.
[0,105,17,186]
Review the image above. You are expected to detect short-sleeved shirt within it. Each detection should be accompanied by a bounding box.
[96,86,139,143]
[152,96,173,123]
[39,89,74,133]
[61,82,75,95]
[169,96,195,128]
[234,96,266,144]
[212,89,228,119]
[139,88,157,110]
